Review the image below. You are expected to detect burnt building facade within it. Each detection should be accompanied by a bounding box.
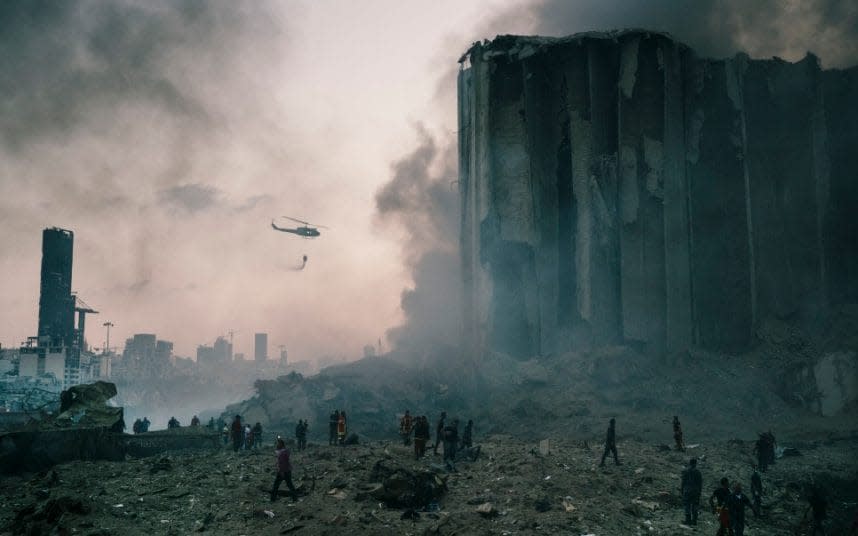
[458,31,858,359]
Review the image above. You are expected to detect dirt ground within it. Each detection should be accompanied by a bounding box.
[2,429,856,536]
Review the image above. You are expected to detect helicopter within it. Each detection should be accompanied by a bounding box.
[271,216,328,238]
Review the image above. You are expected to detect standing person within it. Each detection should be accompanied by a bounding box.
[750,466,763,517]
[329,410,339,446]
[244,423,253,449]
[461,420,474,449]
[253,422,263,449]
[270,438,298,503]
[141,417,150,432]
[680,458,703,525]
[400,410,413,446]
[806,487,827,535]
[191,415,200,427]
[337,411,347,445]
[133,418,142,434]
[709,477,732,536]
[230,415,243,452]
[728,482,757,536]
[763,431,776,468]
[673,416,685,451]
[297,420,308,450]
[222,424,230,446]
[433,412,447,456]
[443,419,459,469]
[599,418,621,467]
[413,416,429,460]
[754,434,768,472]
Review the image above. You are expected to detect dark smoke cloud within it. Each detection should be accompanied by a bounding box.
[526,0,858,68]
[0,1,227,149]
[0,0,294,355]
[375,126,460,350]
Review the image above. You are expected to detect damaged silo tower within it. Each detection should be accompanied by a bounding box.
[458,30,858,359]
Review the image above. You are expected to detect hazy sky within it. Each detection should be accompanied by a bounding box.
[1,0,854,362]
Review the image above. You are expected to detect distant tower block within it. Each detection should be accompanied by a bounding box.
[38,228,75,348]
[254,333,268,361]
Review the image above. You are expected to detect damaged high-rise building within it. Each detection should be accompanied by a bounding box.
[458,30,858,359]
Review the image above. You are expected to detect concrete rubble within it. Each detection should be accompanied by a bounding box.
[0,382,220,474]
[1,434,856,535]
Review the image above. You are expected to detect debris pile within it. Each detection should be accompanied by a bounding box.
[1,434,855,535]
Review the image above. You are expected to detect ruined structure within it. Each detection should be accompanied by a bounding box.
[458,30,858,358]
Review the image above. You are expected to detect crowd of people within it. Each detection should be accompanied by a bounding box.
[130,416,150,434]
[127,409,846,532]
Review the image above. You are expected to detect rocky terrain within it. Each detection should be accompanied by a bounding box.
[1,429,857,535]
[2,307,856,534]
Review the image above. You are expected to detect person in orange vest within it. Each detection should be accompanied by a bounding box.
[400,410,413,446]
[337,410,347,445]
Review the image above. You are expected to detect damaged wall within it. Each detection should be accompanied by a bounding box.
[459,30,858,358]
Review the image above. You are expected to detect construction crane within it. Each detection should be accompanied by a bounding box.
[73,295,99,351]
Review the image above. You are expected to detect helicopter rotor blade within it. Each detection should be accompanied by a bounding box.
[282,216,310,225]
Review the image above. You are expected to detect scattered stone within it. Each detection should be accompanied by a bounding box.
[475,502,498,518]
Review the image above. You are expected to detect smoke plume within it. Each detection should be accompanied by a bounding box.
[375,126,460,351]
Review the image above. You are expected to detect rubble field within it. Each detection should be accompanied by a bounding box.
[1,432,856,535]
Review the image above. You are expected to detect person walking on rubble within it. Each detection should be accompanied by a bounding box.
[413,416,430,459]
[709,477,733,536]
[244,423,253,449]
[141,417,150,432]
[443,419,460,470]
[681,458,703,525]
[253,422,263,449]
[750,465,763,517]
[231,415,243,452]
[754,434,769,473]
[222,424,230,445]
[191,415,200,427]
[599,418,621,467]
[329,410,339,446]
[337,411,347,445]
[805,486,828,535]
[296,420,308,450]
[400,410,413,446]
[270,438,298,503]
[461,419,474,449]
[168,416,180,429]
[433,411,447,455]
[728,482,758,536]
[673,416,685,451]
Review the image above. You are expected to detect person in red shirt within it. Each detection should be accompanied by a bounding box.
[270,438,298,502]
[337,411,347,445]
